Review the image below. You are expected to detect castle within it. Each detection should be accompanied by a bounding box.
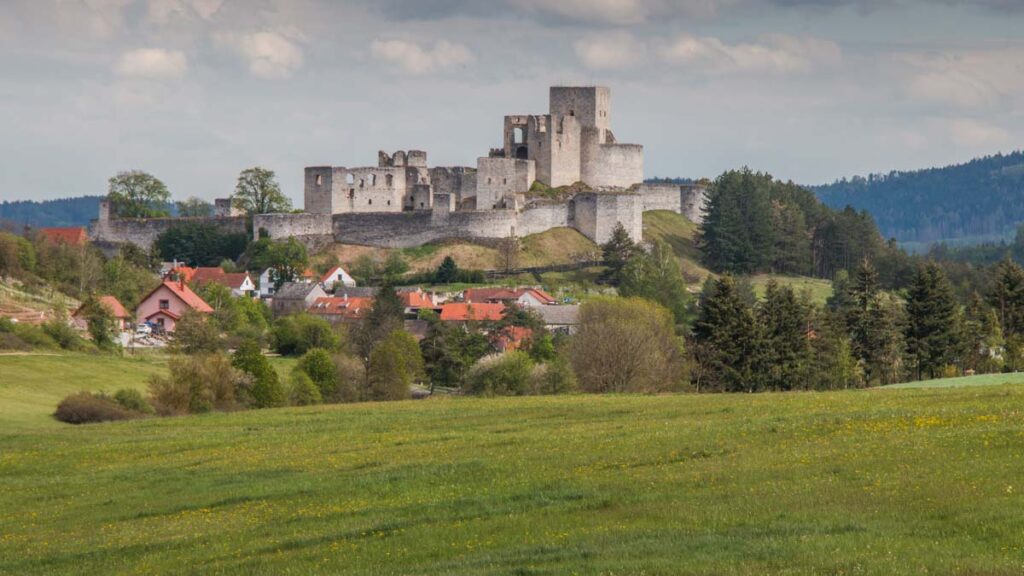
[90,86,706,251]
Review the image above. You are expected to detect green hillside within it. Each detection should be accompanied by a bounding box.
[3,354,1024,574]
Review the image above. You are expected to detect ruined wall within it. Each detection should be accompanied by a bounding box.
[89,216,248,251]
[580,130,643,188]
[253,213,333,251]
[638,183,708,223]
[332,210,519,248]
[516,203,570,236]
[571,192,642,244]
[305,167,337,215]
[547,115,581,187]
[334,166,406,213]
[430,167,477,204]
[476,157,535,209]
[550,86,609,132]
[527,115,551,186]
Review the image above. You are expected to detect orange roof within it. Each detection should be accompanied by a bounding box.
[72,295,130,319]
[192,268,252,290]
[439,302,505,322]
[494,326,533,352]
[138,280,213,313]
[463,287,556,305]
[39,227,87,247]
[399,291,435,309]
[167,266,196,282]
[319,266,352,283]
[523,288,556,304]
[308,296,373,319]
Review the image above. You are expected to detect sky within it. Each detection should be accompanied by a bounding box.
[1,0,1022,204]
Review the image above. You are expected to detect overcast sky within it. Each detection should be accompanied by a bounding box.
[1,0,1022,204]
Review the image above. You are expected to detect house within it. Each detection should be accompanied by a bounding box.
[493,325,533,352]
[534,305,580,335]
[72,295,131,332]
[191,267,256,297]
[463,287,557,308]
[135,279,213,332]
[271,282,328,317]
[258,267,315,299]
[320,266,357,291]
[397,288,439,316]
[38,227,87,247]
[307,295,373,324]
[439,302,505,323]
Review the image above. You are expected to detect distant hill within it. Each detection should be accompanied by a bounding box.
[811,151,1024,246]
[0,196,103,229]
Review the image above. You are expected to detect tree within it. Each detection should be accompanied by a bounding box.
[905,263,962,379]
[148,353,248,415]
[154,221,248,267]
[270,313,340,356]
[247,238,308,290]
[496,233,521,274]
[79,295,118,350]
[297,348,338,401]
[988,258,1024,338]
[366,330,423,401]
[570,297,682,393]
[171,311,222,355]
[382,252,409,282]
[176,196,213,218]
[842,260,906,385]
[600,222,637,284]
[231,340,285,408]
[465,352,535,396]
[618,239,690,325]
[287,370,322,406]
[420,317,491,390]
[435,256,458,284]
[107,171,171,218]
[232,167,291,215]
[757,281,812,390]
[692,276,764,392]
[354,284,405,363]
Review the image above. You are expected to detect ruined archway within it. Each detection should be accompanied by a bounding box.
[515,145,528,160]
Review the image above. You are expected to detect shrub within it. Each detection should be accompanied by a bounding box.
[232,340,285,408]
[113,388,154,414]
[42,316,86,351]
[297,348,338,401]
[271,313,340,356]
[334,354,365,403]
[366,331,424,401]
[171,310,222,354]
[149,353,249,415]
[465,352,535,396]
[11,322,57,350]
[54,392,134,424]
[288,370,322,406]
[531,356,578,395]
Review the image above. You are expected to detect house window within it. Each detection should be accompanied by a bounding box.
[158,299,169,310]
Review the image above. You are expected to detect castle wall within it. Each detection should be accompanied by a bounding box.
[638,183,708,224]
[333,166,406,213]
[550,86,610,132]
[528,115,551,186]
[476,157,535,209]
[430,167,477,205]
[580,135,644,189]
[305,167,337,215]
[547,115,581,187]
[516,203,570,236]
[570,192,642,244]
[253,212,333,251]
[89,216,248,251]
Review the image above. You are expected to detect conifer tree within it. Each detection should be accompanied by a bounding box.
[619,239,689,325]
[757,281,811,390]
[600,222,637,284]
[988,258,1024,338]
[842,259,905,385]
[962,292,1003,374]
[693,275,763,392]
[905,262,962,379]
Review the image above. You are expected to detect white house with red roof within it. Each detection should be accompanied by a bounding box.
[191,267,256,297]
[463,287,556,308]
[135,279,213,332]
[320,266,357,292]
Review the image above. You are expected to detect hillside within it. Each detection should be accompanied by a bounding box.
[3,353,1024,574]
[0,196,104,228]
[812,151,1024,245]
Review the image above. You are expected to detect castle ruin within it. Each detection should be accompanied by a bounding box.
[90,86,706,251]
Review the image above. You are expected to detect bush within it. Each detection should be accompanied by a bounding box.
[366,331,424,401]
[171,311,222,354]
[149,353,249,415]
[113,388,154,414]
[297,348,338,401]
[42,317,86,351]
[10,322,58,350]
[465,352,535,396]
[54,392,135,424]
[334,354,365,403]
[288,370,322,406]
[271,313,340,356]
[232,340,285,408]
[531,356,578,395]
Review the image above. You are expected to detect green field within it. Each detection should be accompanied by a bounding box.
[3,354,1024,574]
[883,371,1024,389]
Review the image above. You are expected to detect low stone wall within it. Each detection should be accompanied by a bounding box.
[638,183,707,224]
[253,212,333,250]
[88,216,247,250]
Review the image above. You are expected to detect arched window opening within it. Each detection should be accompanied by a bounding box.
[513,127,524,144]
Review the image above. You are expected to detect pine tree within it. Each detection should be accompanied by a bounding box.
[905,262,962,379]
[600,222,637,284]
[693,276,763,392]
[962,292,1003,374]
[988,258,1024,338]
[757,281,811,390]
[842,259,905,385]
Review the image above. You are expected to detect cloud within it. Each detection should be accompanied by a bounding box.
[370,39,474,74]
[658,33,841,74]
[218,31,305,79]
[114,48,188,79]
[147,0,225,24]
[574,32,647,70]
[512,0,652,25]
[57,0,134,39]
[948,118,1010,147]
[906,70,1000,109]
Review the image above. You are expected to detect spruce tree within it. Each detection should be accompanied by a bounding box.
[842,259,905,385]
[693,276,762,392]
[600,222,637,284]
[988,258,1024,338]
[757,281,811,390]
[905,262,961,379]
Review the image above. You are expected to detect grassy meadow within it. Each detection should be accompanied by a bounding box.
[3,354,1024,574]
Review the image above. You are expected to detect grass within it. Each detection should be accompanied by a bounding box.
[4,355,1024,573]
[642,210,712,283]
[750,274,834,306]
[883,371,1024,389]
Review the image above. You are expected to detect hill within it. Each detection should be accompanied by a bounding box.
[2,352,1024,574]
[0,196,103,229]
[812,151,1024,245]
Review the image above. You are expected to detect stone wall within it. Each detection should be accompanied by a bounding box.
[476,157,535,209]
[581,137,644,189]
[253,212,333,251]
[550,86,609,132]
[638,183,708,224]
[547,115,581,187]
[429,167,477,205]
[89,216,248,251]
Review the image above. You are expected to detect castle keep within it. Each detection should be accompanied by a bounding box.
[90,86,706,251]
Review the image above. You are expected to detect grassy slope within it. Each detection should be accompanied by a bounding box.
[750,274,834,306]
[883,371,1024,389]
[642,210,710,283]
[4,355,1024,574]
[0,353,297,432]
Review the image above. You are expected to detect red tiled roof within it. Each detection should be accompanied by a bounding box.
[399,291,434,309]
[138,280,213,314]
[308,296,373,319]
[167,266,196,282]
[463,287,556,305]
[523,288,556,305]
[192,268,252,290]
[72,295,130,319]
[494,326,533,352]
[439,302,505,322]
[144,309,181,321]
[39,227,87,246]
